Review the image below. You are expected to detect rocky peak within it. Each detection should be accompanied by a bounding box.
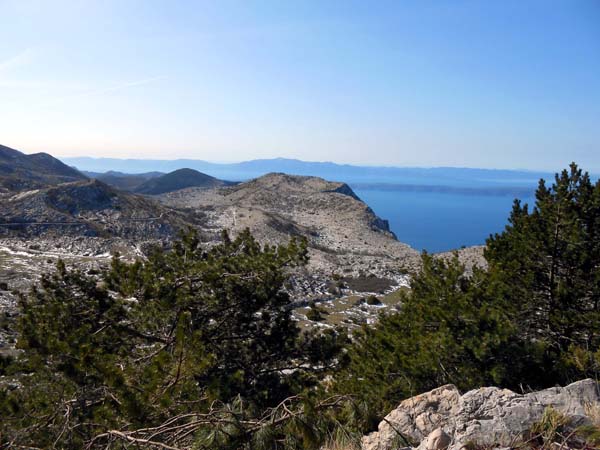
[226,172,360,199]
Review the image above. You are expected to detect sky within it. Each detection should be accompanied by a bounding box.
[0,0,599,170]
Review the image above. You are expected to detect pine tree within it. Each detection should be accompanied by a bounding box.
[1,228,346,448]
[334,254,521,418]
[486,163,600,379]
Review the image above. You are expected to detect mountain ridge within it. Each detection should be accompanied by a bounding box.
[134,168,233,195]
[82,170,163,192]
[0,144,86,191]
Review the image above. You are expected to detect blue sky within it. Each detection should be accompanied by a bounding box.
[0,0,598,170]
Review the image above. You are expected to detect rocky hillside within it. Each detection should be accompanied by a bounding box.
[0,179,191,240]
[437,245,487,272]
[0,144,86,191]
[363,379,600,450]
[134,168,233,195]
[161,172,421,275]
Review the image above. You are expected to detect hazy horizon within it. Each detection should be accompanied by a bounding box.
[60,153,560,174]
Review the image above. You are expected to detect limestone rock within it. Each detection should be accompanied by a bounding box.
[362,379,600,450]
[362,384,460,450]
[419,428,451,450]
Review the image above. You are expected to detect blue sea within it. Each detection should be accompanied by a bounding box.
[352,188,536,253]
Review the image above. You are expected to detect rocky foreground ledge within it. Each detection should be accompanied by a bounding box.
[363,379,600,450]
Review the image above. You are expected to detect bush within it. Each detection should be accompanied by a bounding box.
[366,295,381,305]
[307,305,329,322]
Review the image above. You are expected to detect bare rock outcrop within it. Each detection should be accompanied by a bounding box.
[160,172,421,275]
[435,245,486,273]
[362,379,600,450]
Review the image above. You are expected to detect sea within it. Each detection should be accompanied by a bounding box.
[352,188,536,253]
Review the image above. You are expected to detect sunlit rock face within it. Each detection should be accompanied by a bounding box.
[362,379,600,450]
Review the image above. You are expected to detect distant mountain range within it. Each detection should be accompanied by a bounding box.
[62,156,559,192]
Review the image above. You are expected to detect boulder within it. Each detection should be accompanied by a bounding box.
[419,428,451,450]
[362,384,460,450]
[362,379,600,450]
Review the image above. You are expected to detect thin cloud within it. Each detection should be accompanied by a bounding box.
[0,48,34,73]
[80,76,167,97]
[54,75,167,101]
[1,75,167,109]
